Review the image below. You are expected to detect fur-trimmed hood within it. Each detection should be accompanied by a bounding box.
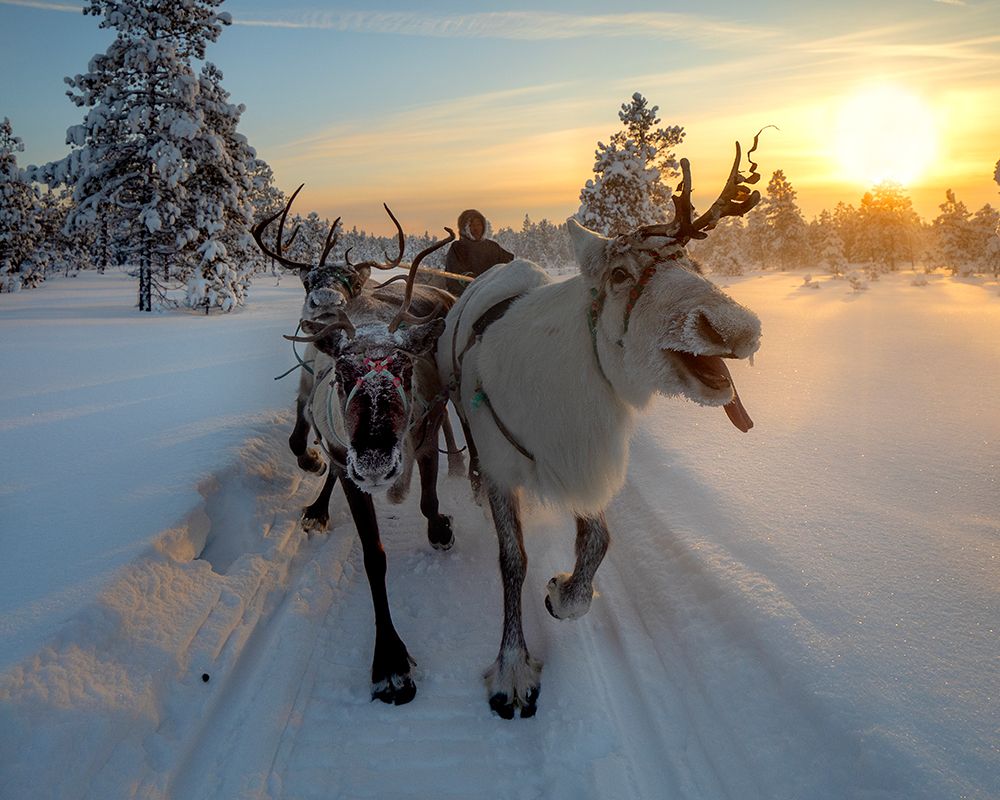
[457,209,487,241]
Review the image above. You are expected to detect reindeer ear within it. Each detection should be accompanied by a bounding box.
[398,318,446,355]
[566,217,609,280]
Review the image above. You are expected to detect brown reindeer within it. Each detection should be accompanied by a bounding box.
[253,198,457,704]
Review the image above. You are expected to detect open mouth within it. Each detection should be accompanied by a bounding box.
[666,350,754,433]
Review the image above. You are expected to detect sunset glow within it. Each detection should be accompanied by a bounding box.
[0,0,998,229]
[834,84,939,187]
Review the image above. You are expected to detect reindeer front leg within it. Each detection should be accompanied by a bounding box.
[485,482,541,719]
[290,370,326,475]
[545,512,610,620]
[341,477,416,705]
[301,463,338,534]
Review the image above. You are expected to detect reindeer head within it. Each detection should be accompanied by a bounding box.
[567,137,763,430]
[253,186,419,322]
[294,316,446,491]
[282,225,455,493]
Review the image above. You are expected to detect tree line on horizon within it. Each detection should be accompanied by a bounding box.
[2,2,999,309]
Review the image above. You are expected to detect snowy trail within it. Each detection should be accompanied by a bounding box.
[99,419,928,800]
[3,272,996,799]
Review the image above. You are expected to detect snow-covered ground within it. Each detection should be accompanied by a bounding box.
[0,269,997,799]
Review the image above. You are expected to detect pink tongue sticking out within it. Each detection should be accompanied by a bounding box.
[715,358,754,432]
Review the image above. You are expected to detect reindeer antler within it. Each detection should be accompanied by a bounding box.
[628,130,765,249]
[284,310,357,343]
[346,204,406,271]
[387,228,456,333]
[252,184,344,273]
[689,134,763,236]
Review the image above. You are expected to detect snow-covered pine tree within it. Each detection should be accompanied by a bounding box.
[755,169,809,269]
[688,217,747,275]
[577,92,685,236]
[810,210,848,277]
[32,0,232,311]
[246,159,285,275]
[182,62,257,312]
[833,202,860,265]
[0,118,44,292]
[970,204,1000,278]
[931,189,976,275]
[855,182,920,272]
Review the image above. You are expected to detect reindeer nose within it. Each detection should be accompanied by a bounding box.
[347,448,402,489]
[308,288,344,310]
[695,312,728,349]
[691,310,761,358]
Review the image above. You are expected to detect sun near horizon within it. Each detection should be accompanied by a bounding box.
[833,83,939,189]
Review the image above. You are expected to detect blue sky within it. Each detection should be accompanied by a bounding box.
[2,0,999,233]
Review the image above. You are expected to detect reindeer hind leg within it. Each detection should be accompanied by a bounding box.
[418,442,454,551]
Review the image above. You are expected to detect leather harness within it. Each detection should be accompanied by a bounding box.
[449,294,536,466]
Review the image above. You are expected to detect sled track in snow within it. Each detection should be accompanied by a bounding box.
[4,417,934,799]
[152,421,912,800]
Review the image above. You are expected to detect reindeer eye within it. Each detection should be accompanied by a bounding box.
[610,267,632,286]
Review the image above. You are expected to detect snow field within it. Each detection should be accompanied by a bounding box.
[0,269,997,799]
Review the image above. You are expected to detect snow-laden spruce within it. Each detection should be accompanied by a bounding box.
[0,118,44,293]
[31,0,264,312]
[577,92,685,236]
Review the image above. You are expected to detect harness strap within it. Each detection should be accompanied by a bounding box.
[275,321,316,380]
[449,293,535,463]
[473,384,536,461]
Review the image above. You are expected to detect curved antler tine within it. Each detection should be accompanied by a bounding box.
[388,227,456,333]
[283,315,356,343]
[318,216,342,268]
[347,204,408,271]
[668,158,702,243]
[251,184,314,271]
[276,184,305,254]
[285,223,301,249]
[691,137,763,234]
[391,302,447,330]
[383,203,405,268]
[373,274,408,290]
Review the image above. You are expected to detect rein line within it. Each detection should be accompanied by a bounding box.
[274,321,316,380]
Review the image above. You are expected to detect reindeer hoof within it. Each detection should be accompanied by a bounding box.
[372,674,416,706]
[484,652,541,720]
[488,686,539,720]
[301,506,330,534]
[545,574,593,620]
[297,448,326,475]
[428,514,454,551]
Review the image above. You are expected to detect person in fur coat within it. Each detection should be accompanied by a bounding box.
[443,209,514,294]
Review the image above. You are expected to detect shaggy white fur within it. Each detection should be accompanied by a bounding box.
[438,260,635,516]
[438,222,760,517]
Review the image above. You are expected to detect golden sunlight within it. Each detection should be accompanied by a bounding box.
[834,84,939,187]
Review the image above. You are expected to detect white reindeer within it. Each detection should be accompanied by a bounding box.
[437,141,764,718]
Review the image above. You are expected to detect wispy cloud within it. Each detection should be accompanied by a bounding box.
[230,10,775,48]
[0,0,80,11]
